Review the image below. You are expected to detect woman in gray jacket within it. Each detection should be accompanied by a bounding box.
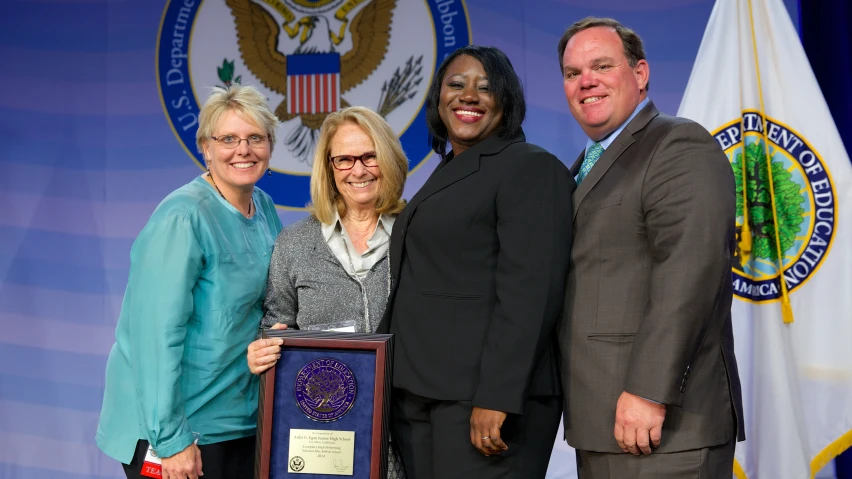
[246,106,409,478]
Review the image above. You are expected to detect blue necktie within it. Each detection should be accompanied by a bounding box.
[576,142,604,185]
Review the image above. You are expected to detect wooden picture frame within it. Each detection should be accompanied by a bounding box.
[255,331,393,479]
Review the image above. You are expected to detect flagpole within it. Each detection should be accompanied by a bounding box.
[736,1,753,266]
[746,0,794,323]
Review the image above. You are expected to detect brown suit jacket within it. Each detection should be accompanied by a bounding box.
[559,102,745,453]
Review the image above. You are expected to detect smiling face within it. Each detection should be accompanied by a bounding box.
[562,26,649,141]
[437,55,504,156]
[330,123,383,213]
[202,109,270,195]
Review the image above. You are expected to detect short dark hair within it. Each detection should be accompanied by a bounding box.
[557,17,650,91]
[425,45,526,156]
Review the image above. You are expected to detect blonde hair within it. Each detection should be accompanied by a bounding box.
[310,107,408,223]
[195,84,281,156]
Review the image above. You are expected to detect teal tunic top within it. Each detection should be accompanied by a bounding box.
[96,176,282,463]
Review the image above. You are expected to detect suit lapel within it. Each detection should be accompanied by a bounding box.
[389,206,410,284]
[571,102,660,220]
[572,134,635,220]
[390,132,524,284]
[404,132,524,226]
[569,151,584,177]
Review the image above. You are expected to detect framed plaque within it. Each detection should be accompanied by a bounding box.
[255,330,393,479]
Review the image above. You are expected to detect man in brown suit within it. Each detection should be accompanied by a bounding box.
[557,17,745,477]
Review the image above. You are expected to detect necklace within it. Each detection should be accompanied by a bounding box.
[208,173,252,217]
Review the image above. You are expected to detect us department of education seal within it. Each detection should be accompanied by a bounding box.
[712,110,837,303]
[156,0,472,209]
[294,358,357,422]
[289,455,305,472]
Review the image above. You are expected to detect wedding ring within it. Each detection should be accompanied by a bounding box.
[481,436,490,440]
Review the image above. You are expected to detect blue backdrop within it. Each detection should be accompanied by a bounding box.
[0,0,846,478]
[799,2,852,475]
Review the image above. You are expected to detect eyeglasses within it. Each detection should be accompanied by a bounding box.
[329,151,379,170]
[210,134,269,149]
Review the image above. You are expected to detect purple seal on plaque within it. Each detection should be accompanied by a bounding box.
[294,358,357,422]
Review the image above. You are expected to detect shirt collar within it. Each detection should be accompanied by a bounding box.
[378,214,395,234]
[320,210,342,242]
[320,210,395,242]
[585,97,650,153]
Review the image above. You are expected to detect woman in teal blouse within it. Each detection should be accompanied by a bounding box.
[96,84,283,479]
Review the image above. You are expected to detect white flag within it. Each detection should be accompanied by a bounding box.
[678,0,852,477]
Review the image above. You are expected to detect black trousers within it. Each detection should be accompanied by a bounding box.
[391,388,562,479]
[122,435,255,479]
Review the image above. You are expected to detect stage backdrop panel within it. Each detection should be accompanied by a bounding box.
[0,1,828,479]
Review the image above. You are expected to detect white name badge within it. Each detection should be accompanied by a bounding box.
[139,435,198,478]
[140,445,162,478]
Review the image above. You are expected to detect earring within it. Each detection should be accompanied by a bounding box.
[267,168,272,177]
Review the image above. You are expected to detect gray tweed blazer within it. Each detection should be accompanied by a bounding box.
[261,216,391,333]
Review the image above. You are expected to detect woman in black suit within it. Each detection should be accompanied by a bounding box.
[377,45,575,479]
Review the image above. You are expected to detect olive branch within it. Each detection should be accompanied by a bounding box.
[217,59,242,87]
[377,55,423,117]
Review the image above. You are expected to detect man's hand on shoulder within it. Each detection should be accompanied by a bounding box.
[614,391,666,455]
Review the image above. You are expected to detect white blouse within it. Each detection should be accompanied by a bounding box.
[320,212,395,280]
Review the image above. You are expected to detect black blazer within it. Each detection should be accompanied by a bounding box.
[377,131,575,415]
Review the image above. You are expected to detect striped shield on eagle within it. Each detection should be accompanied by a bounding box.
[286,53,340,115]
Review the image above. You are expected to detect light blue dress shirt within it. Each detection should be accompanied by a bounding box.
[96,176,282,463]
